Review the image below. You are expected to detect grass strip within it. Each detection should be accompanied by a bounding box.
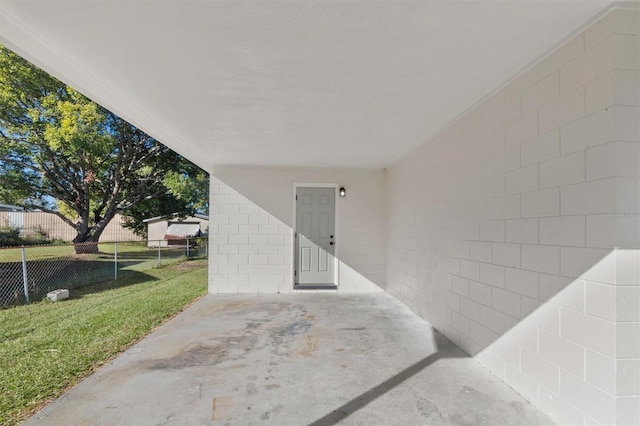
[0,260,207,426]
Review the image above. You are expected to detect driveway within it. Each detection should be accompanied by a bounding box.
[25,293,552,425]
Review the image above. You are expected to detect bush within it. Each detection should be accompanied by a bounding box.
[0,225,22,247]
[0,224,53,247]
[33,225,50,241]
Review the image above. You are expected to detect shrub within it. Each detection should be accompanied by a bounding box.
[0,223,53,247]
[0,225,22,247]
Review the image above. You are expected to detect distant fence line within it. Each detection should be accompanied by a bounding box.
[0,211,142,242]
[0,238,208,307]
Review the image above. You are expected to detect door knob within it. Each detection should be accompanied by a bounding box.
[330,242,334,245]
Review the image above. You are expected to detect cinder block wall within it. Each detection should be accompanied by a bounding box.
[209,166,387,293]
[386,8,639,425]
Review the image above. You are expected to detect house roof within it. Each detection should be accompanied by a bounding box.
[0,203,24,212]
[0,1,628,170]
[165,223,201,239]
[143,213,209,224]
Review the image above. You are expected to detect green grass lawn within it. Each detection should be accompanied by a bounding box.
[0,241,157,263]
[0,259,208,426]
[0,242,199,307]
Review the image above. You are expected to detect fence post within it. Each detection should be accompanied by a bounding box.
[186,238,190,258]
[157,242,161,266]
[21,246,29,303]
[114,242,118,280]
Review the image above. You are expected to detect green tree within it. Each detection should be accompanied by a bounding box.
[122,165,209,237]
[163,162,209,213]
[0,46,207,248]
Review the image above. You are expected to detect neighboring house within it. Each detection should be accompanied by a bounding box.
[0,211,141,242]
[144,214,208,247]
[0,204,24,230]
[3,4,638,425]
[0,204,25,230]
[0,203,24,212]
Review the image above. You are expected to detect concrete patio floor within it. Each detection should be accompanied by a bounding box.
[25,293,553,425]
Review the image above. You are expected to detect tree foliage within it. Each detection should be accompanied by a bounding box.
[121,165,209,237]
[0,46,208,245]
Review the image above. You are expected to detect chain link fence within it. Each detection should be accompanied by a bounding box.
[0,238,207,307]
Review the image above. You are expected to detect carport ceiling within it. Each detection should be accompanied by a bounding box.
[0,0,623,170]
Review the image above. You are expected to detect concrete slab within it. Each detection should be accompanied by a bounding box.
[25,293,553,425]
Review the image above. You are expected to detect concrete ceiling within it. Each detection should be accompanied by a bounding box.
[0,0,626,171]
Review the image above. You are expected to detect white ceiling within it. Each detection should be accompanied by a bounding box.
[0,0,626,171]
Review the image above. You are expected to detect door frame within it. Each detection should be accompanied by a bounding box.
[292,183,340,288]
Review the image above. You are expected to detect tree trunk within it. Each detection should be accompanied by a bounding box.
[73,232,100,254]
[73,215,96,253]
[73,239,99,254]
[72,210,115,254]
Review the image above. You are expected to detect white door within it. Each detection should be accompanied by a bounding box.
[295,187,335,285]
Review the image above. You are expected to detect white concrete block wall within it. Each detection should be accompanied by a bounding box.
[386,7,640,425]
[209,167,386,293]
[208,177,292,293]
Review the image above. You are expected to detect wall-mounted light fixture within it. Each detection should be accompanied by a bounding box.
[339,187,346,197]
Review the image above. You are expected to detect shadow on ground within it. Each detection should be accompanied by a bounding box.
[0,250,198,306]
[309,344,453,425]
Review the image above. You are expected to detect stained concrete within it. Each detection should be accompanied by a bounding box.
[25,293,553,425]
